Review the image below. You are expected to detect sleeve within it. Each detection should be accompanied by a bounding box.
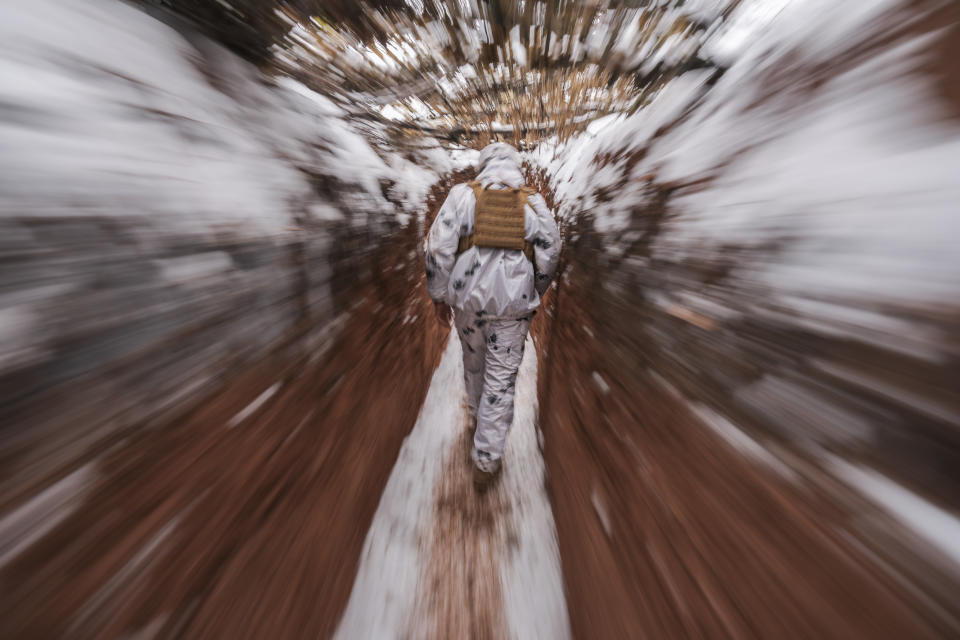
[425,184,470,303]
[527,193,561,296]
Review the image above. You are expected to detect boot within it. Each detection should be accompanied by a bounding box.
[472,449,502,493]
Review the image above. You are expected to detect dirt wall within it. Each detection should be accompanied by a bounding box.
[532,214,960,638]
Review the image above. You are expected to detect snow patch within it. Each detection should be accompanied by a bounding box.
[591,487,612,537]
[591,371,611,395]
[689,402,797,481]
[227,382,281,428]
[827,456,960,571]
[0,463,97,568]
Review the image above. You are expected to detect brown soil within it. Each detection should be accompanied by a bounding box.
[0,223,447,639]
[414,426,511,640]
[531,250,959,639]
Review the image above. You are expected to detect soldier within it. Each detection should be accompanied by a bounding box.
[425,142,561,488]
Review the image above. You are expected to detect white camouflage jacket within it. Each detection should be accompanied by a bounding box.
[425,143,561,319]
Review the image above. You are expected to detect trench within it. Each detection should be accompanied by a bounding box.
[2,1,960,639]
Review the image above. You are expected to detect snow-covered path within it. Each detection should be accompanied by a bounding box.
[334,334,570,639]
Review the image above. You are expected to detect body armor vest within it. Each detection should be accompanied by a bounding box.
[456,181,536,263]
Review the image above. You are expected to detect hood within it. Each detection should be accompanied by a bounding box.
[476,142,524,188]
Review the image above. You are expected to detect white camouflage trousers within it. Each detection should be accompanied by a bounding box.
[454,310,531,461]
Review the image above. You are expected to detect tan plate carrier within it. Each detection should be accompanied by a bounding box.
[457,181,536,264]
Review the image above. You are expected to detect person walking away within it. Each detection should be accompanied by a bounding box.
[424,142,560,489]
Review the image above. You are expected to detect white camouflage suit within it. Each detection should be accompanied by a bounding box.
[425,143,561,465]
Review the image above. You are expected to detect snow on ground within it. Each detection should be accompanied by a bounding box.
[498,340,572,640]
[332,337,461,639]
[334,334,570,639]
